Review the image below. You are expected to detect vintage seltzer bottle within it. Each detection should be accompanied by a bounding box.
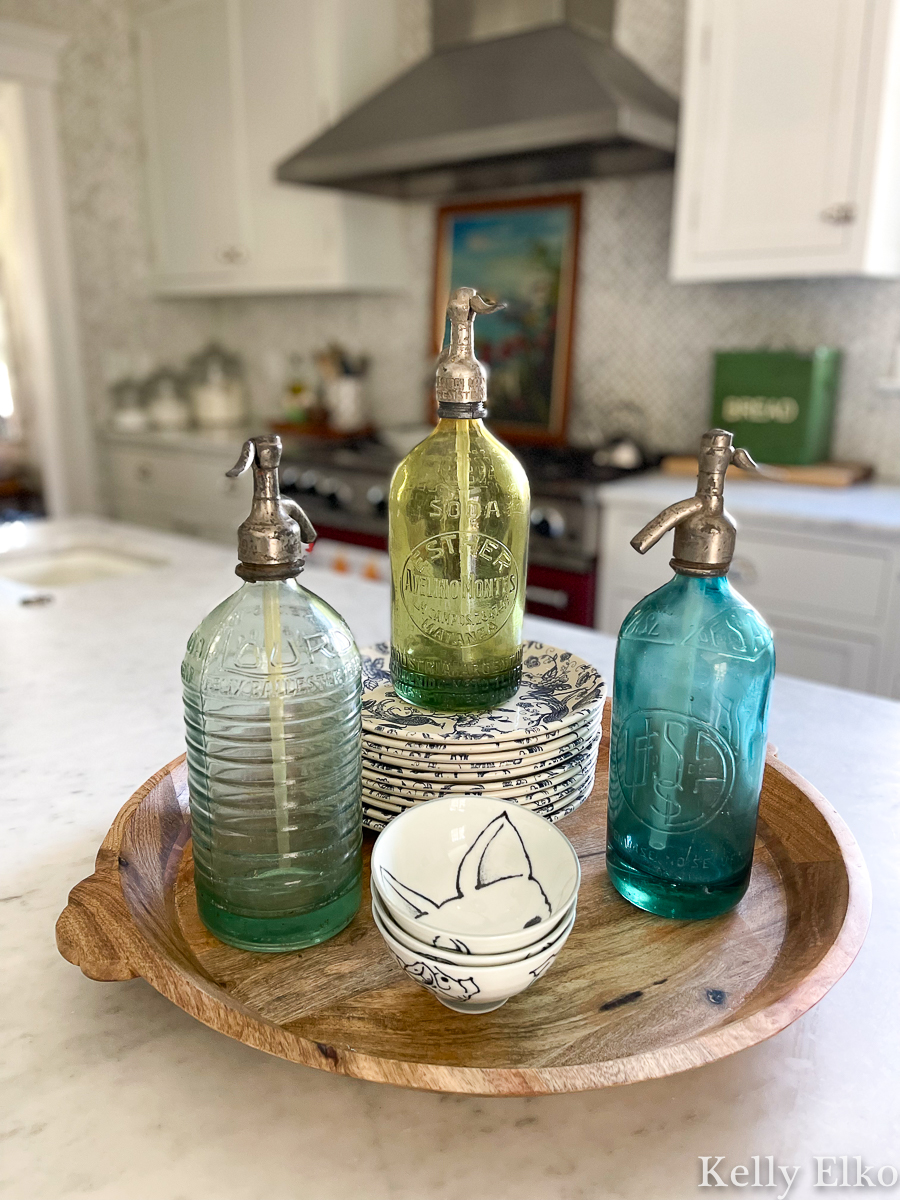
[389,287,530,711]
[607,430,776,919]
[182,435,362,951]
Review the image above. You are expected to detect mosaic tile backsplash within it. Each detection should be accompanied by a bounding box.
[6,0,900,479]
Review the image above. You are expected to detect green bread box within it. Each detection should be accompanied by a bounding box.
[712,348,842,465]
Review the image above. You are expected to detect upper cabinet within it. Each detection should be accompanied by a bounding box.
[137,0,408,295]
[671,0,900,280]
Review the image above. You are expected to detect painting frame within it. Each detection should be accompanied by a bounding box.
[431,192,581,445]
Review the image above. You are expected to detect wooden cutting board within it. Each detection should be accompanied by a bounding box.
[660,456,873,487]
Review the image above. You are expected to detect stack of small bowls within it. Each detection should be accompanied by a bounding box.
[370,794,581,1013]
[360,640,606,831]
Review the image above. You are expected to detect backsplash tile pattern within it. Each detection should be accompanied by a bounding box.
[0,0,217,424]
[569,171,900,474]
[5,0,900,480]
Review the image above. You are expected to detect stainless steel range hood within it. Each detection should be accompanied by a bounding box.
[276,0,678,199]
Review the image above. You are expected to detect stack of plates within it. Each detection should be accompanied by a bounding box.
[360,641,606,831]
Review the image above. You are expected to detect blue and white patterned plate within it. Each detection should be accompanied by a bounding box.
[363,735,596,784]
[362,750,595,802]
[362,713,601,768]
[362,641,605,744]
[362,768,595,832]
[362,755,594,808]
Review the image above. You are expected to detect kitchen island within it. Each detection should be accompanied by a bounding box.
[1,519,897,1200]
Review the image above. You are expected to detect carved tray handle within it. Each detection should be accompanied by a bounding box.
[55,757,186,982]
[56,846,138,981]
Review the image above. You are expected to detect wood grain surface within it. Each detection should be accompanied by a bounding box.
[55,711,871,1095]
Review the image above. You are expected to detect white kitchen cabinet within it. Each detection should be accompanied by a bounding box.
[137,0,407,295]
[106,438,253,541]
[597,477,900,698]
[671,0,900,280]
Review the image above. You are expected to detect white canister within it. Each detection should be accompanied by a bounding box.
[191,366,247,429]
[324,377,365,433]
[147,381,191,432]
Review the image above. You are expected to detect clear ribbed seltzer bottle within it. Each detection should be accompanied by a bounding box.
[182,436,362,951]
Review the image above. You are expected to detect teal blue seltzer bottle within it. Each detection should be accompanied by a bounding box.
[606,429,776,919]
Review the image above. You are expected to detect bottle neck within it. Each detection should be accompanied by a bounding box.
[435,416,485,431]
[668,571,732,594]
[240,576,301,591]
[436,398,487,420]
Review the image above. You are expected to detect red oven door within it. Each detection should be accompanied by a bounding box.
[525,563,596,627]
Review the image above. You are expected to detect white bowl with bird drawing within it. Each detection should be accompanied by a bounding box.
[370,794,581,955]
[370,885,577,967]
[371,895,576,1014]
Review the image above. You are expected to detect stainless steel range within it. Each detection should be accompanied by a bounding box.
[279,438,645,626]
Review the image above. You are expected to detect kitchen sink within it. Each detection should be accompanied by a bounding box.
[0,545,166,587]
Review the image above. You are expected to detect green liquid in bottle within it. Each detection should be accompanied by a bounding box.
[183,578,363,951]
[388,418,530,712]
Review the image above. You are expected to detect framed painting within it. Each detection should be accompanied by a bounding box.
[432,193,581,444]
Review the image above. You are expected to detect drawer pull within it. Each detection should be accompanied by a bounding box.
[217,245,248,265]
[819,203,856,225]
[526,584,569,610]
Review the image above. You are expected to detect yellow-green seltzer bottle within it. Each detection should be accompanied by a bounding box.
[388,287,530,711]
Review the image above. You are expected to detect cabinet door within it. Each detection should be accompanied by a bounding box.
[235,0,342,286]
[236,0,405,290]
[108,447,252,540]
[139,0,406,293]
[672,0,875,278]
[769,620,879,692]
[138,0,249,276]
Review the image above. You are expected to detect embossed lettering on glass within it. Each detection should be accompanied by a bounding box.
[389,288,530,711]
[182,436,362,951]
[606,431,776,919]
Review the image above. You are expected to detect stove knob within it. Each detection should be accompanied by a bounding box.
[279,465,301,492]
[530,507,566,539]
[367,485,387,517]
[334,483,354,509]
[316,477,353,509]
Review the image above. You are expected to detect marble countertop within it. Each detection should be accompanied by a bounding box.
[2,518,897,1200]
[599,473,900,539]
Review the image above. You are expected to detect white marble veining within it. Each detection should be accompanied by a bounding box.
[1,519,897,1199]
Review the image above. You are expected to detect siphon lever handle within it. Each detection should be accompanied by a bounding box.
[631,497,705,554]
[226,436,317,545]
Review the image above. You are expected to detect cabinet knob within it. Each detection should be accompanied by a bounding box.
[217,245,248,265]
[366,485,387,516]
[819,203,856,225]
[530,507,566,539]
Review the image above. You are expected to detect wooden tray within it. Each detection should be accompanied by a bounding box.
[56,714,870,1096]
